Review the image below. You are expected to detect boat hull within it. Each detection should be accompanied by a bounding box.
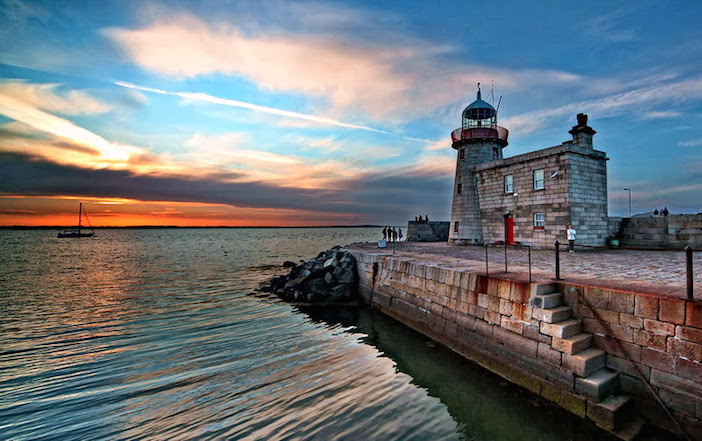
[57,232,94,238]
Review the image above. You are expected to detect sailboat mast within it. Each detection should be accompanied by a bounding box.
[78,203,83,228]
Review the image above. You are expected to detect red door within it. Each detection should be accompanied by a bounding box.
[504,214,514,245]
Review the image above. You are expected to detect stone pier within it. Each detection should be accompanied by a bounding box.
[346,245,702,440]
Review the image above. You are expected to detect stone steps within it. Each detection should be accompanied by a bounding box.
[540,318,582,339]
[533,289,643,439]
[552,333,593,355]
[532,305,572,323]
[564,347,607,377]
[587,395,646,441]
[531,292,563,309]
[576,369,619,401]
[612,416,646,441]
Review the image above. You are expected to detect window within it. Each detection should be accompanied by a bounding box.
[493,147,499,159]
[454,222,460,233]
[534,213,545,229]
[459,148,465,160]
[504,175,513,193]
[457,183,462,194]
[533,169,545,190]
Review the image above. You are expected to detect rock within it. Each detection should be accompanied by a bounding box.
[324,256,337,268]
[260,247,359,304]
[324,272,335,285]
[337,268,355,284]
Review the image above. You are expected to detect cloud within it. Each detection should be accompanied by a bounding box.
[103,13,583,121]
[0,151,454,223]
[104,15,412,118]
[0,0,48,25]
[114,81,395,134]
[584,8,639,43]
[0,80,111,115]
[642,111,682,119]
[678,138,702,147]
[0,82,177,173]
[503,77,702,135]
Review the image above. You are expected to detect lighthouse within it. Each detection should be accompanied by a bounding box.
[449,84,509,244]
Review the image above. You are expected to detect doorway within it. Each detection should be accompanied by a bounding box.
[504,214,515,245]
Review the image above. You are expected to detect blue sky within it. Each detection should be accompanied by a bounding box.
[1,0,701,226]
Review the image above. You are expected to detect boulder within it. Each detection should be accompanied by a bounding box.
[262,247,359,304]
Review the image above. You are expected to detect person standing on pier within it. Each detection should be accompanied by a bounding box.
[567,225,576,252]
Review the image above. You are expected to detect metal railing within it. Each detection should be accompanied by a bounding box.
[484,243,532,283]
[451,126,509,144]
[480,241,697,299]
[553,241,697,300]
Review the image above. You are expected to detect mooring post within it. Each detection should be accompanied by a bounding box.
[485,243,489,275]
[504,243,508,273]
[686,245,694,300]
[555,241,562,280]
[528,246,532,284]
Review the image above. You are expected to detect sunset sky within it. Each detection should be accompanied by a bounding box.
[1,0,701,226]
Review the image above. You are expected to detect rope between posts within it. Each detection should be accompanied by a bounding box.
[573,288,692,441]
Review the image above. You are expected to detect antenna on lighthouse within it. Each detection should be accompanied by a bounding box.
[489,80,495,105]
[496,96,503,113]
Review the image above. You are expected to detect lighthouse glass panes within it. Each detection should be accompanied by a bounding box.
[463,108,496,129]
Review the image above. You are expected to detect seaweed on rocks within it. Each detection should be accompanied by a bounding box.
[260,247,359,304]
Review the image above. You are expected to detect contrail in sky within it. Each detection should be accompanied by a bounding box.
[114,81,432,143]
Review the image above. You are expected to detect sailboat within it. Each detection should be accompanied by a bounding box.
[58,203,94,238]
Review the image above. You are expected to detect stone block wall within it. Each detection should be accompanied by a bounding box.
[450,141,502,244]
[407,221,450,242]
[564,285,702,436]
[348,248,702,439]
[618,215,702,248]
[474,143,610,248]
[567,145,610,246]
[476,145,570,247]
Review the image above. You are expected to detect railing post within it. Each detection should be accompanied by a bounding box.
[555,241,562,280]
[485,243,489,276]
[528,246,532,284]
[686,246,694,301]
[504,243,508,273]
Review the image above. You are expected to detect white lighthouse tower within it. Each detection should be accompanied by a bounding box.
[449,84,509,244]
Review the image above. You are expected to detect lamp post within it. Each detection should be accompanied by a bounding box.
[623,188,631,216]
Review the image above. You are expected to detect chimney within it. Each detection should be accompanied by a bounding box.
[568,113,596,148]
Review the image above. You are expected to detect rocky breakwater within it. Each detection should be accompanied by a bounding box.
[265,247,359,303]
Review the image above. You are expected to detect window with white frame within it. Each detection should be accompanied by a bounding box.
[533,169,545,190]
[533,213,545,228]
[504,175,513,193]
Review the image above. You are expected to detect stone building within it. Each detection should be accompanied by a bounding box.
[449,87,617,247]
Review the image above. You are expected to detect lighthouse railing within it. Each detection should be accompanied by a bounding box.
[451,126,509,144]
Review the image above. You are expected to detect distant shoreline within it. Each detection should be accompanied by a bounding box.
[0,225,383,230]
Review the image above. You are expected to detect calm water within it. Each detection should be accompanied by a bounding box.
[0,228,661,440]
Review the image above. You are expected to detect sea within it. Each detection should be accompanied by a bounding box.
[0,228,672,441]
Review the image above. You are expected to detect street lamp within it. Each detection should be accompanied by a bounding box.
[623,188,631,216]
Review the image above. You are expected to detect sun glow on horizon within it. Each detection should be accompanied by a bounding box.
[0,196,362,227]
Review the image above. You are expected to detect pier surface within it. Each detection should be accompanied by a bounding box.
[347,242,702,299]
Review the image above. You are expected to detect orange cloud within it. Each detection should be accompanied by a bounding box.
[0,196,360,227]
[0,80,111,115]
[105,15,412,118]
